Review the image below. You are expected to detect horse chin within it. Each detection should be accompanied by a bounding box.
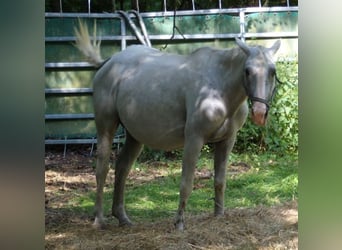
[251,103,267,126]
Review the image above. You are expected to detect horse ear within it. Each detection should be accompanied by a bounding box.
[268,40,281,55]
[235,37,250,55]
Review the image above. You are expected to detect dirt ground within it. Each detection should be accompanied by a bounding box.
[45,146,298,249]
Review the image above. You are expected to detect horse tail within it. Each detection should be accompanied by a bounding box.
[74,19,104,67]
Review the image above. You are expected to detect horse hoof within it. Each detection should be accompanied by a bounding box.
[214,207,225,217]
[214,211,224,217]
[119,219,133,227]
[93,220,107,230]
[174,222,184,231]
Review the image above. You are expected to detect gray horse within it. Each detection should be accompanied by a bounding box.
[74,21,280,230]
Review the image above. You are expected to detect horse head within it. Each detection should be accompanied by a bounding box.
[235,38,281,126]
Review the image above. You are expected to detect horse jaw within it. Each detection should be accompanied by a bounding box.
[251,102,267,126]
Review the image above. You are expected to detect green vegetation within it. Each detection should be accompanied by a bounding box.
[69,151,297,222]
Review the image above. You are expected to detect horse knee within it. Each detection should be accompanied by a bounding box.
[214,181,226,200]
[214,181,225,192]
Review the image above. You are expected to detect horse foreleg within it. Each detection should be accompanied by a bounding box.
[175,136,204,231]
[112,132,142,226]
[213,103,247,216]
[213,137,235,216]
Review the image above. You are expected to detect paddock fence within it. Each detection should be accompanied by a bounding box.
[45,1,298,153]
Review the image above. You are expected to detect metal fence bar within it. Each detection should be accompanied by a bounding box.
[45,136,125,157]
[243,32,298,38]
[45,33,298,69]
[45,113,94,120]
[45,88,93,95]
[46,31,297,44]
[45,62,95,68]
[45,137,124,145]
[45,6,298,18]
[56,0,296,13]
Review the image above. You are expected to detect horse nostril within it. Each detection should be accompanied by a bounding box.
[264,110,268,120]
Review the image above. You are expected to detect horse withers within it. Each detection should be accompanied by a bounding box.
[74,20,281,230]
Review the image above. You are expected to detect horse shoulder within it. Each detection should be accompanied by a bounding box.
[234,101,249,130]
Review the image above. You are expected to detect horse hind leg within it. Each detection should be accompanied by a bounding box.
[93,117,118,229]
[112,131,143,226]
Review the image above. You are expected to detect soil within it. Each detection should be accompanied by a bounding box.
[45,145,298,249]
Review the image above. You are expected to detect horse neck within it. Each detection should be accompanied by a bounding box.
[218,48,248,113]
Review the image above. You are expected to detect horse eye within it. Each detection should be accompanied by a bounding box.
[269,68,276,76]
[245,68,250,76]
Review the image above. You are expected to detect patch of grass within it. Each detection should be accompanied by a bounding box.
[71,151,298,222]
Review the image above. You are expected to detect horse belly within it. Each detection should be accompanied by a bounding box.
[120,111,186,150]
[116,87,186,151]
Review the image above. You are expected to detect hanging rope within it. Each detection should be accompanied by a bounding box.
[162,0,186,49]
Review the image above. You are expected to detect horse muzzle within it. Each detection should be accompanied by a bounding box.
[251,101,268,126]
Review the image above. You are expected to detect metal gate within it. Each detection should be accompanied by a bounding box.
[45,3,298,150]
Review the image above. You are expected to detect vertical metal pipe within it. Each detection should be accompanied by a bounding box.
[90,137,95,156]
[218,0,222,9]
[287,0,290,7]
[59,0,63,13]
[164,0,167,12]
[192,0,195,10]
[258,0,261,7]
[88,0,91,14]
[112,0,116,12]
[136,0,139,12]
[239,10,245,42]
[120,17,126,50]
[63,136,67,158]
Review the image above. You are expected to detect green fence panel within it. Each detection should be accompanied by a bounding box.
[143,14,240,35]
[45,95,94,114]
[246,11,298,33]
[45,70,94,88]
[45,10,298,142]
[45,120,96,139]
[45,17,122,37]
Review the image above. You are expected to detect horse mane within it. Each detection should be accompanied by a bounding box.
[74,19,104,67]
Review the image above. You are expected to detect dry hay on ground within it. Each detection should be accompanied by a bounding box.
[45,147,298,249]
[46,201,297,250]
